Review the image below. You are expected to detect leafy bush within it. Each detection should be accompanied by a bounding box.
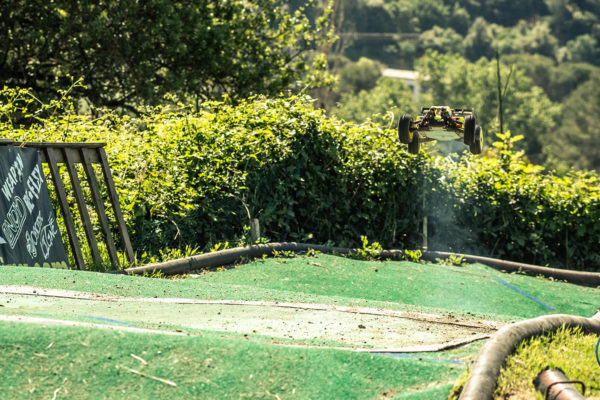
[1,92,599,270]
[426,132,600,269]
[1,94,426,258]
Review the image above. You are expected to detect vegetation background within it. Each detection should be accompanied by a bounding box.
[1,0,599,270]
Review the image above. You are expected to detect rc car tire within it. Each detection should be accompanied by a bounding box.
[408,129,420,154]
[464,115,476,145]
[398,114,412,144]
[470,125,483,155]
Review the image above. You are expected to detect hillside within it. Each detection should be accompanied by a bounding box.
[312,0,600,171]
[330,0,600,68]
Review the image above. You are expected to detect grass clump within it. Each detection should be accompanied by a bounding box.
[494,325,600,399]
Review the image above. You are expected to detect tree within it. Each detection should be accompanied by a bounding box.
[510,20,559,58]
[463,17,497,61]
[544,72,600,172]
[502,54,555,98]
[455,0,549,26]
[548,62,600,101]
[545,0,600,42]
[502,54,600,102]
[418,26,464,55]
[411,0,451,32]
[562,34,600,64]
[0,0,333,111]
[337,57,382,94]
[333,77,416,125]
[416,51,560,160]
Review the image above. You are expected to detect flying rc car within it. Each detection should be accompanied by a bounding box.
[398,106,483,155]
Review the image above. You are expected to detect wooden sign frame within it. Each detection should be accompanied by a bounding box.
[0,140,135,270]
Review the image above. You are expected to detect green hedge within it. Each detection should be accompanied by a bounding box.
[2,96,599,270]
[430,149,600,270]
[3,97,426,257]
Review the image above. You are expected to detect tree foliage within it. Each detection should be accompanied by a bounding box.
[544,72,600,172]
[0,0,333,111]
[333,77,417,125]
[331,0,600,71]
[416,51,560,160]
[455,0,549,26]
[502,54,600,102]
[336,57,383,94]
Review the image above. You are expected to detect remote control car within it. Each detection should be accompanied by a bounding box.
[398,106,483,154]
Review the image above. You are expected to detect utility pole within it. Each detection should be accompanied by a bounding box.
[496,51,513,135]
[496,51,504,135]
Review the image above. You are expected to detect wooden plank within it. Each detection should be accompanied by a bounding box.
[63,149,104,268]
[80,148,120,267]
[98,148,136,265]
[44,148,82,270]
[39,147,102,164]
[0,140,106,148]
[0,141,104,164]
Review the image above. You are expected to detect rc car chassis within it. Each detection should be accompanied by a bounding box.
[398,106,483,155]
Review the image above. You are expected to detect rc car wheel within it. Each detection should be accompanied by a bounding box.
[408,130,420,154]
[398,114,412,144]
[464,115,475,145]
[470,125,483,155]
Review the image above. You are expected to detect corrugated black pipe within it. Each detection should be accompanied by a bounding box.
[458,312,600,400]
[122,243,600,287]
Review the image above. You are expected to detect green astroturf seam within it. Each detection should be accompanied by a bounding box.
[80,315,135,325]
[494,278,555,310]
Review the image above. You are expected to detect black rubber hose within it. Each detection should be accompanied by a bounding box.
[123,243,364,275]
[420,251,600,287]
[122,243,600,287]
[458,312,600,400]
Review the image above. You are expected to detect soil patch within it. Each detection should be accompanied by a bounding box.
[0,286,501,350]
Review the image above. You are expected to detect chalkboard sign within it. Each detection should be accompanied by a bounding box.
[0,146,69,268]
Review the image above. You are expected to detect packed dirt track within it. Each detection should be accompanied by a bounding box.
[0,286,499,351]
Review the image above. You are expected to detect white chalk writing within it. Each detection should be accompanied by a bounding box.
[25,211,43,258]
[39,213,59,259]
[22,163,44,214]
[1,153,24,202]
[2,196,27,249]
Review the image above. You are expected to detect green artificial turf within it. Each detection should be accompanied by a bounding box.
[394,384,456,399]
[3,254,596,399]
[196,254,600,320]
[1,254,599,321]
[0,321,464,400]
